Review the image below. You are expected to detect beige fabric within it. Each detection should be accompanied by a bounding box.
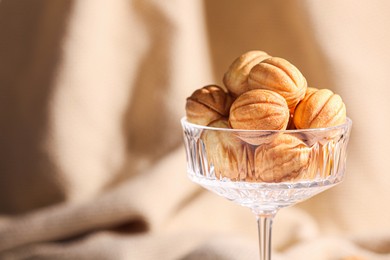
[1,0,390,259]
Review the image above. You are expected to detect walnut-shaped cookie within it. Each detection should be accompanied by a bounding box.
[201,118,254,181]
[186,85,233,126]
[229,89,289,130]
[254,134,312,182]
[293,88,346,129]
[248,57,307,112]
[223,50,270,97]
[287,87,318,130]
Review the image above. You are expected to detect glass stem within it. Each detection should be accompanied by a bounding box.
[256,211,276,260]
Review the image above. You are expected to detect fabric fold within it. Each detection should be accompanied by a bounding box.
[0,148,198,253]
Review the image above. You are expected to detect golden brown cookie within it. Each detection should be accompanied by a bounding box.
[293,88,346,129]
[186,85,233,125]
[248,57,307,112]
[229,89,289,130]
[254,134,311,182]
[223,50,270,97]
[201,118,254,180]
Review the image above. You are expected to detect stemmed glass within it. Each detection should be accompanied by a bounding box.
[181,117,352,260]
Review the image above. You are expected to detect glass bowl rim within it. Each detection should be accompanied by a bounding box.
[181,116,352,134]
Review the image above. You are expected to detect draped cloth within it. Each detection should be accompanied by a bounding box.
[1,1,390,259]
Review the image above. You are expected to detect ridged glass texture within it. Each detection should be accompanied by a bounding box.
[181,117,352,212]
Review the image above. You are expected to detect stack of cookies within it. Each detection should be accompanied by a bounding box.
[185,50,347,182]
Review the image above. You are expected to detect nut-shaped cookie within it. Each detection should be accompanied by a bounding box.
[254,134,311,182]
[223,50,270,97]
[293,88,346,129]
[247,57,307,112]
[201,118,254,180]
[186,85,233,126]
[286,87,317,130]
[229,89,289,130]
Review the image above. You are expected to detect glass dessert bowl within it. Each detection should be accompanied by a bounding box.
[181,117,352,260]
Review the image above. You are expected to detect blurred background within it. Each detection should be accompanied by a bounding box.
[1,0,390,259]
